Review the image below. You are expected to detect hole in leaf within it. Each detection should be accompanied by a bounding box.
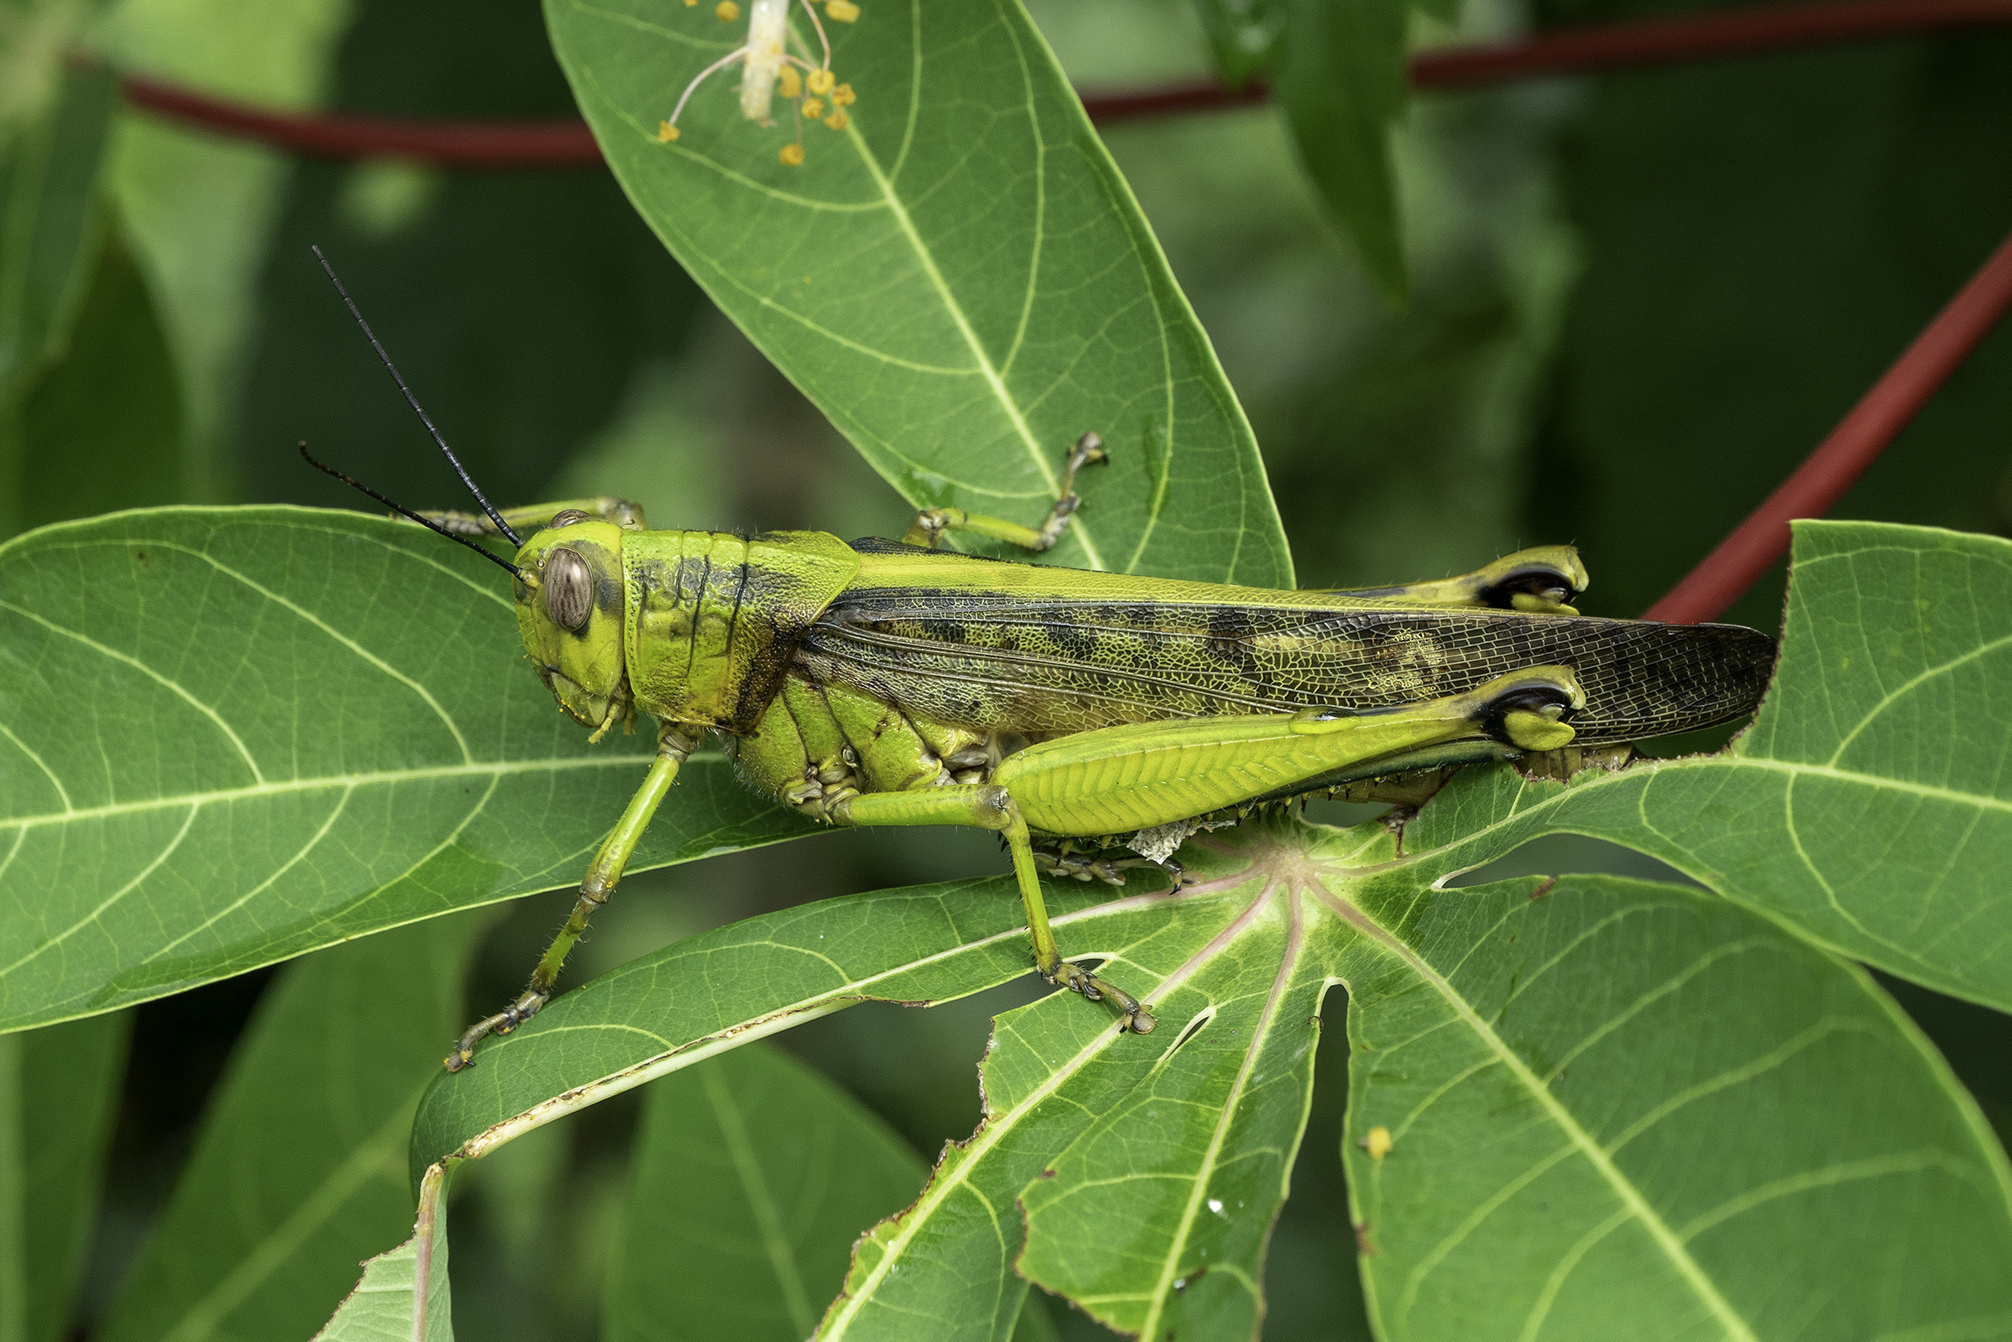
[1165,1009,1214,1059]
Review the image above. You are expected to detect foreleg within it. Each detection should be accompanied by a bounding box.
[444,723,698,1070]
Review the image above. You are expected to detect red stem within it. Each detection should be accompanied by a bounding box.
[1642,228,2012,625]
[119,71,604,168]
[105,7,2012,629]
[111,0,2012,164]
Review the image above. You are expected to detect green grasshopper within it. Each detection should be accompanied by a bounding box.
[303,253,1775,1071]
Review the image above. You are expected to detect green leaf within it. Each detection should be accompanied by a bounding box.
[308,1164,454,1342]
[607,1042,933,1342]
[399,518,2012,1338]
[544,0,1291,587]
[0,507,814,1033]
[98,914,480,1342]
[1188,0,1286,89]
[408,815,2012,1341]
[99,0,356,475]
[0,1011,131,1342]
[0,59,115,402]
[1273,0,1409,304]
[11,227,187,537]
[0,57,119,538]
[1403,521,2012,1013]
[408,875,1125,1181]
[1333,867,2012,1339]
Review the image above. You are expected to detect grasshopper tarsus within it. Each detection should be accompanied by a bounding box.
[1045,957,1156,1034]
[444,986,552,1070]
[898,432,1111,553]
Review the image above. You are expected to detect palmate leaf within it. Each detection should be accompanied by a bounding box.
[405,831,2012,1341]
[392,519,2012,1340]
[543,0,1291,586]
[1403,521,2012,1014]
[0,506,813,1033]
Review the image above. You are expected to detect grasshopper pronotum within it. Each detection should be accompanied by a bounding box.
[303,251,1775,1072]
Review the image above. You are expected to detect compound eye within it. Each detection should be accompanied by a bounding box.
[543,548,593,631]
[548,509,591,528]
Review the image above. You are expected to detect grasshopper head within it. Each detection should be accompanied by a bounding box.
[514,513,634,742]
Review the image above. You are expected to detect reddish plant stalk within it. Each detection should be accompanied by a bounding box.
[1642,229,2012,625]
[105,9,2012,633]
[112,0,2012,164]
[119,71,604,168]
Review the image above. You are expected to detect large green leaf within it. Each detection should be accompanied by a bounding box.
[398,518,2012,1338]
[406,819,2012,1341]
[607,1041,934,1342]
[1401,521,2012,1013]
[99,914,481,1342]
[1335,869,2009,1339]
[0,507,813,1033]
[544,0,1291,586]
[0,1011,130,1342]
[409,876,1120,1183]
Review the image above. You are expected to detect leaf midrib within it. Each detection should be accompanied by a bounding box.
[820,878,1273,1339]
[702,1063,817,1336]
[0,752,662,831]
[450,884,1200,1165]
[831,20,1108,570]
[1398,754,2012,886]
[1136,879,1304,1338]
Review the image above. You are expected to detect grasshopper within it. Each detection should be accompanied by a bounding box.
[301,253,1775,1071]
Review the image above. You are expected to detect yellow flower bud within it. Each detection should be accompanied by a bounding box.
[807,67,835,95]
[715,0,739,19]
[657,121,681,142]
[801,97,824,118]
[778,65,802,99]
[831,83,855,106]
[779,142,805,166]
[824,110,848,130]
[825,0,859,20]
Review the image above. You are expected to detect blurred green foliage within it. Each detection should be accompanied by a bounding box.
[1,0,2009,1338]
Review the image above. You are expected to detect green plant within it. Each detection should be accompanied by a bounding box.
[3,0,2010,1339]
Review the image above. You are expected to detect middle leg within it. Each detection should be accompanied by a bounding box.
[832,784,1157,1033]
[901,432,1108,552]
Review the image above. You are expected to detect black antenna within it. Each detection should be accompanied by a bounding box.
[300,444,526,581]
[310,244,524,547]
